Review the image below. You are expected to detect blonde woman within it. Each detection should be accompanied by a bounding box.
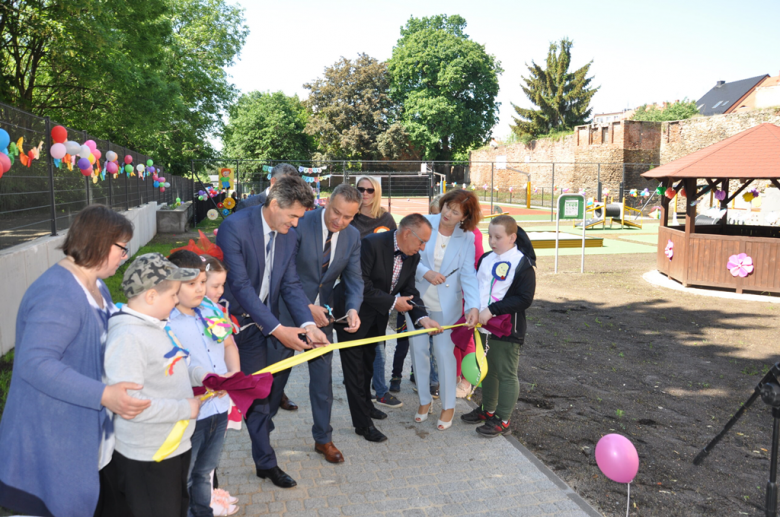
[351,176,397,238]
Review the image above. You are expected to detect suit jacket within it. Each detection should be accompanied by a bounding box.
[337,231,426,339]
[215,203,312,335]
[414,214,480,325]
[279,208,363,326]
[234,190,267,212]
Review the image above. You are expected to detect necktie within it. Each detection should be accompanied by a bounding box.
[322,230,333,275]
[260,231,275,303]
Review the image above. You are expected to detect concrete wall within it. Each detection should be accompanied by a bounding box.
[0,202,158,355]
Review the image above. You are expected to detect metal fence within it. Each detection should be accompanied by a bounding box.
[0,102,193,251]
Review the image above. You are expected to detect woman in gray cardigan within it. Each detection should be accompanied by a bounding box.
[0,205,150,517]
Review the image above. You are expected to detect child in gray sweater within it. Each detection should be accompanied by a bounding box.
[103,253,207,517]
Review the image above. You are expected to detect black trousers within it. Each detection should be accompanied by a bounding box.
[391,312,410,379]
[337,318,383,429]
[110,449,191,517]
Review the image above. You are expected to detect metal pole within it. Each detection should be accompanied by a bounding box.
[107,141,113,209]
[555,197,560,274]
[550,164,555,221]
[191,160,197,230]
[597,163,602,203]
[136,155,141,206]
[388,171,392,214]
[45,117,57,236]
[490,163,494,215]
[125,152,129,210]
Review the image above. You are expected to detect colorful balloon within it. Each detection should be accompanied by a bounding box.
[124,164,133,174]
[136,164,145,173]
[50,143,67,160]
[595,434,639,484]
[87,154,96,165]
[65,141,81,155]
[80,166,93,177]
[154,181,160,188]
[106,161,118,174]
[77,158,90,170]
[106,150,117,162]
[79,145,91,158]
[160,186,166,192]
[164,182,170,188]
[460,353,482,387]
[158,177,165,183]
[84,140,97,152]
[0,152,11,175]
[51,126,67,144]
[93,149,102,160]
[124,155,133,164]
[0,129,9,150]
[146,159,153,167]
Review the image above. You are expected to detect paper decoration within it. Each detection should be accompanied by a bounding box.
[727,253,754,277]
[714,189,726,201]
[665,240,673,260]
[298,165,327,173]
[207,209,218,220]
[665,187,676,199]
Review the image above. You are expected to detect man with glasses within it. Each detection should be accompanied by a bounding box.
[334,213,442,443]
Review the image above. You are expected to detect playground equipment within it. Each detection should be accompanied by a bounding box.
[575,199,643,230]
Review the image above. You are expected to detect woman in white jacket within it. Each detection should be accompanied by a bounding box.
[409,189,481,430]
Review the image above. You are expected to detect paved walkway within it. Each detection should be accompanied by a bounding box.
[219,337,601,516]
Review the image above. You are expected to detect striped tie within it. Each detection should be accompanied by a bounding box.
[322,230,333,275]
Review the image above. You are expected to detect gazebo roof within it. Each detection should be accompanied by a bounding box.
[642,123,780,179]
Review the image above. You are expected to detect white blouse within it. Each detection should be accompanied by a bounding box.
[421,232,451,312]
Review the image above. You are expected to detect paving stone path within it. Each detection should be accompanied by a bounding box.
[218,337,601,516]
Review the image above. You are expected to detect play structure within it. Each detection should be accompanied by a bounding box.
[575,199,643,230]
[643,123,780,295]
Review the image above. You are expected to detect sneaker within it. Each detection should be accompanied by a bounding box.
[460,407,491,424]
[476,417,511,438]
[430,385,439,399]
[375,393,403,408]
[389,377,402,393]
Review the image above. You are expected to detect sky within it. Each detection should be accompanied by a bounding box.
[224,0,780,144]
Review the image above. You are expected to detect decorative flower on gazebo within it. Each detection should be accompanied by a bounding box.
[665,240,674,260]
[727,253,754,277]
[665,187,676,199]
[714,189,726,201]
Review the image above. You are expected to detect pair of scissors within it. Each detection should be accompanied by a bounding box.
[323,304,349,323]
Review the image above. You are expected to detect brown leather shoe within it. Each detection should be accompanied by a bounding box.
[280,393,298,411]
[314,441,344,463]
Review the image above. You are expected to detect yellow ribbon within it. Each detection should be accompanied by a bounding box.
[154,323,479,461]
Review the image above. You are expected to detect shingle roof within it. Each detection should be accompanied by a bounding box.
[642,123,780,179]
[696,75,768,116]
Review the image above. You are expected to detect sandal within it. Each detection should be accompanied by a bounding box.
[437,409,454,431]
[415,403,432,422]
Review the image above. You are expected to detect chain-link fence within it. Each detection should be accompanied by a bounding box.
[0,101,192,251]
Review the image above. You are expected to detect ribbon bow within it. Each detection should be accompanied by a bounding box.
[394,249,409,261]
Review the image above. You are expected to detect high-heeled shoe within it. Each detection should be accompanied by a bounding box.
[437,418,453,431]
[415,404,431,422]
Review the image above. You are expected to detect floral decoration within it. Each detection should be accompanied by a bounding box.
[727,253,754,278]
[664,240,674,260]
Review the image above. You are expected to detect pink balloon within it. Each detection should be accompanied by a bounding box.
[158,177,165,183]
[84,140,97,152]
[93,149,102,160]
[160,186,166,192]
[50,143,67,160]
[106,161,118,174]
[124,155,133,164]
[0,152,11,174]
[213,229,218,236]
[595,434,639,483]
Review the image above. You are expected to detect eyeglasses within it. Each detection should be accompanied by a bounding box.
[114,243,129,258]
[357,187,375,194]
[409,228,426,247]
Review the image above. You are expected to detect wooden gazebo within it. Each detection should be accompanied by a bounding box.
[642,123,780,294]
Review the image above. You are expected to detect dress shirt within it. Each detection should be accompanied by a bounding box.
[168,306,231,419]
[314,209,339,306]
[421,232,450,312]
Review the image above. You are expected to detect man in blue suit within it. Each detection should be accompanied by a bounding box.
[216,175,328,489]
[276,183,364,464]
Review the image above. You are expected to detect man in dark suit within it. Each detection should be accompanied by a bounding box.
[335,213,442,443]
[236,162,302,411]
[216,175,329,489]
[235,163,298,212]
[275,184,364,463]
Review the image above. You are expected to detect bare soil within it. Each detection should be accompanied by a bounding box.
[476,252,780,516]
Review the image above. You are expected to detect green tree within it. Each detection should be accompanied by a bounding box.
[222,91,314,161]
[511,38,598,139]
[630,99,699,122]
[304,53,409,161]
[0,0,247,173]
[387,15,502,161]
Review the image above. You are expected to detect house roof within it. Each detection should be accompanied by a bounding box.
[642,123,780,180]
[696,75,768,116]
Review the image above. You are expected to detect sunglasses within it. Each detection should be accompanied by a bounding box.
[114,243,129,258]
[357,187,375,194]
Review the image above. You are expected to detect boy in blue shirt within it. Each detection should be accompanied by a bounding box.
[168,250,241,517]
